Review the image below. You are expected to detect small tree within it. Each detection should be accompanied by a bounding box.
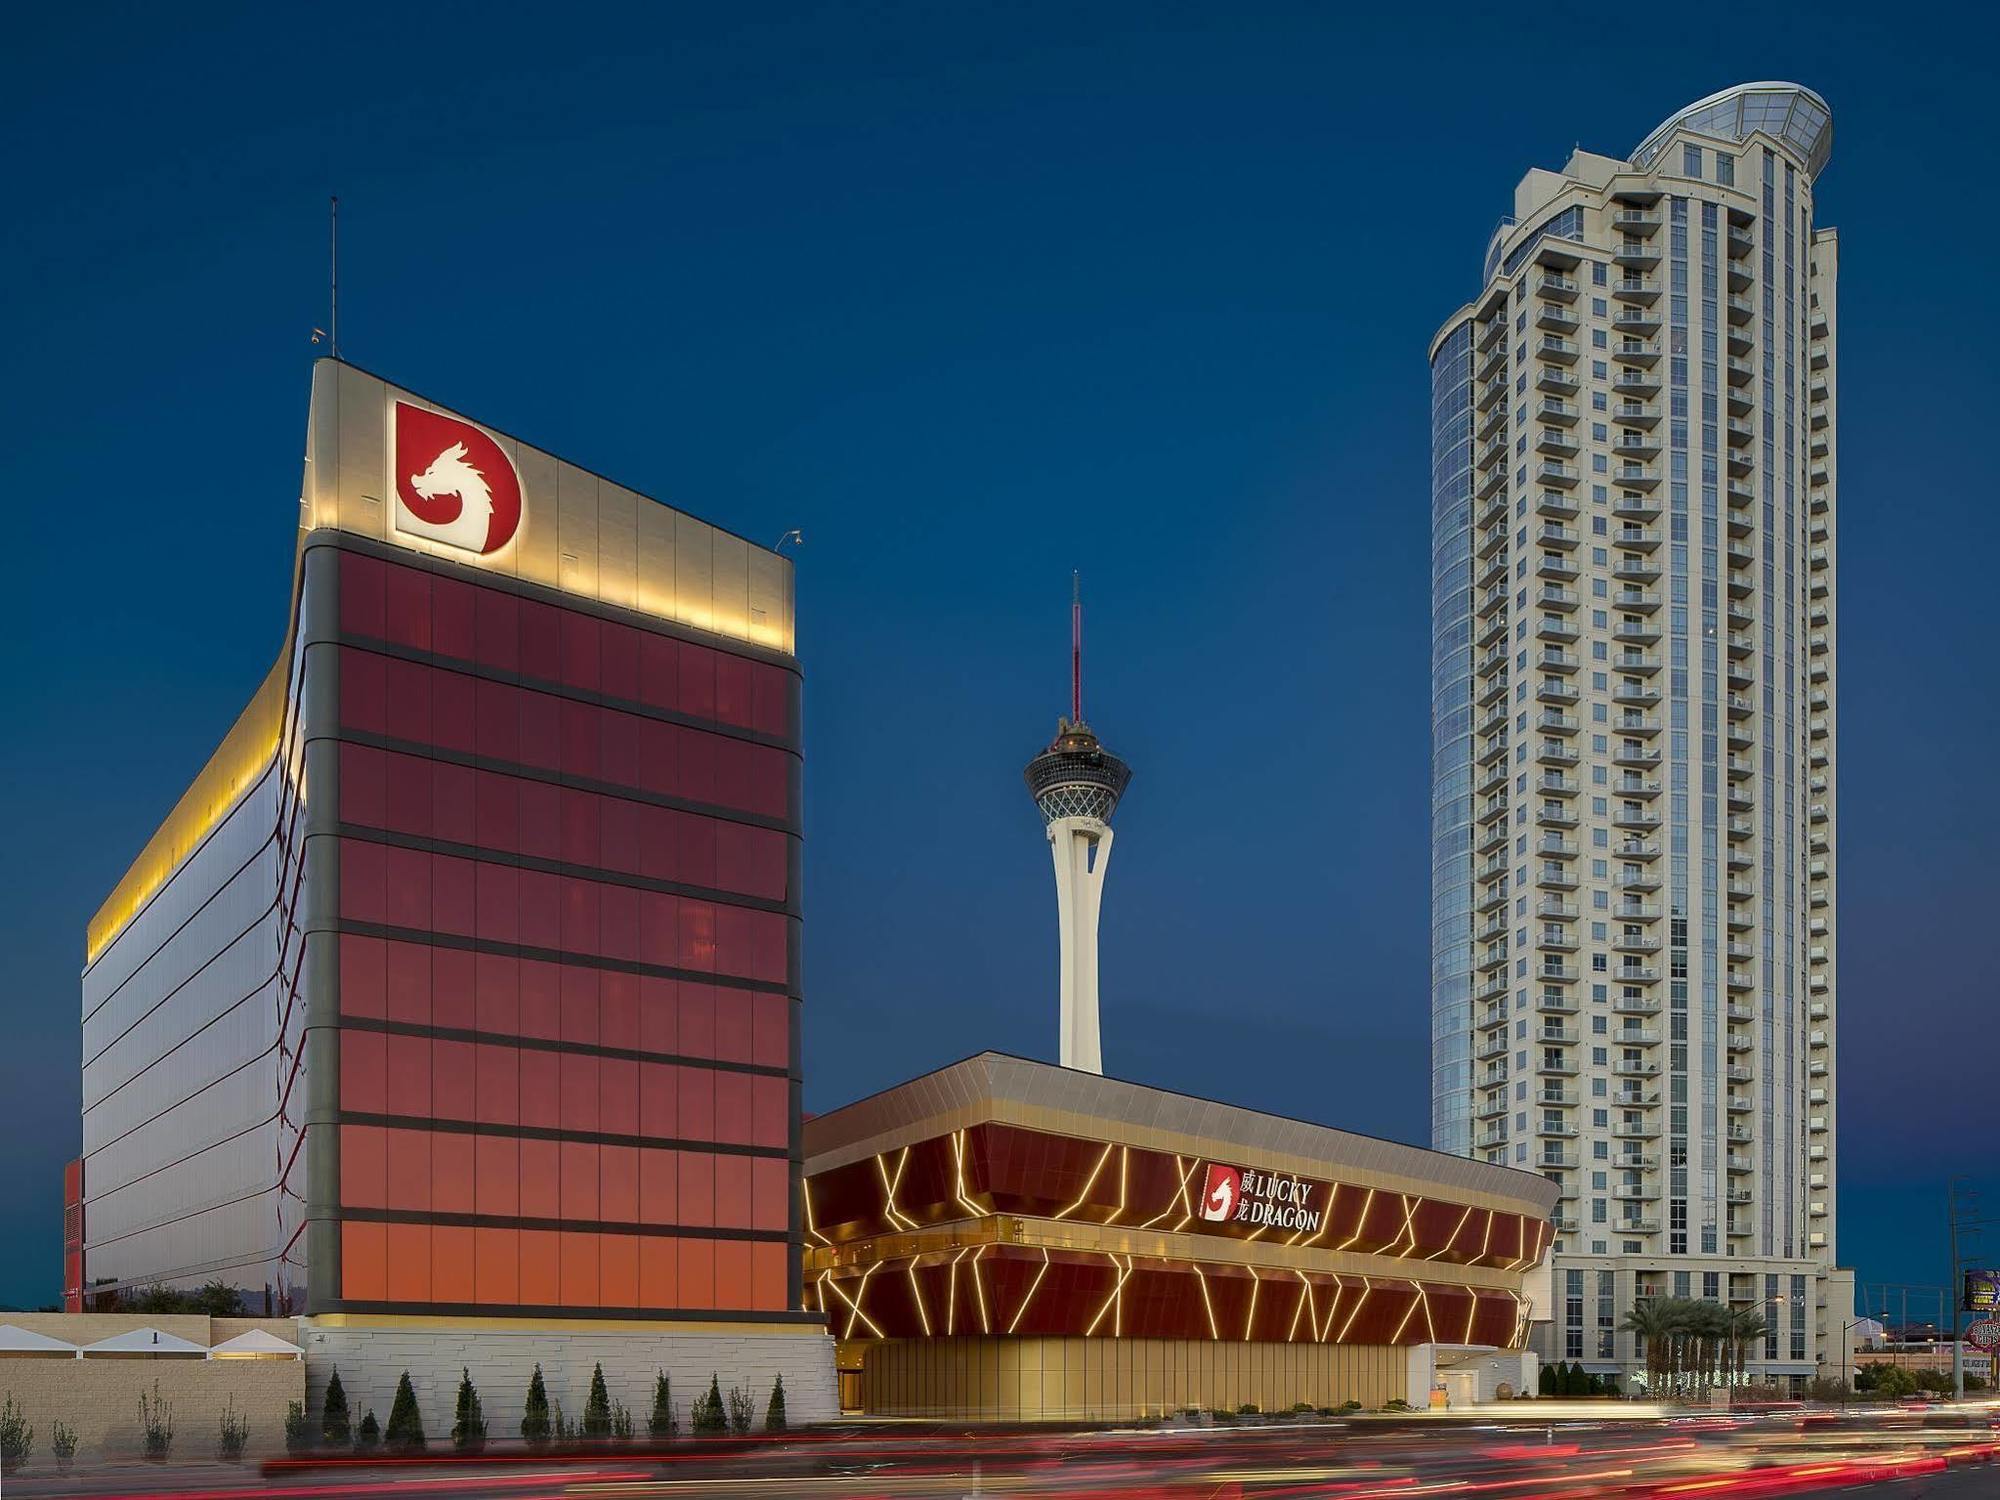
[385,1371,426,1452]
[764,1374,787,1433]
[140,1380,175,1460]
[51,1419,77,1473]
[612,1401,633,1440]
[1537,1361,1556,1397]
[648,1371,676,1439]
[583,1362,612,1439]
[322,1368,352,1447]
[0,1394,32,1474]
[522,1364,552,1446]
[284,1399,311,1455]
[726,1384,754,1436]
[452,1367,487,1451]
[218,1397,250,1462]
[693,1374,728,1435]
[356,1411,381,1453]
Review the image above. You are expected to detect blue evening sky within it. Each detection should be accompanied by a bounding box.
[2,3,1994,1316]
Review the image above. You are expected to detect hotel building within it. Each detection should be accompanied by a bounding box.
[73,359,831,1426]
[1427,84,1848,1389]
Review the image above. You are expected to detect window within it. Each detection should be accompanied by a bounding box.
[1683,144,1703,178]
[1716,152,1735,187]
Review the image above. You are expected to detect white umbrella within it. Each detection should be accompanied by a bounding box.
[207,1328,304,1359]
[79,1326,208,1358]
[0,1324,80,1358]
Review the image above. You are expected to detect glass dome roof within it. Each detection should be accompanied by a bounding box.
[1631,82,1833,178]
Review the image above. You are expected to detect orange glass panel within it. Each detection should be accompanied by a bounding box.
[752,1241,788,1312]
[519,1229,560,1305]
[432,1225,475,1304]
[678,1152,714,1227]
[752,1157,788,1232]
[639,1147,677,1224]
[520,1138,560,1219]
[475,1133,520,1217]
[432,1132,475,1215]
[342,1220,387,1301]
[560,1140,600,1221]
[639,1235,678,1308]
[475,1226,518,1306]
[600,1233,639,1310]
[678,1239,714,1309]
[561,1230,600,1307]
[385,1223,432,1303]
[384,1127,431,1212]
[601,1144,638,1224]
[713,1241,751,1310]
[715,1157,750,1230]
[339,1124,386,1209]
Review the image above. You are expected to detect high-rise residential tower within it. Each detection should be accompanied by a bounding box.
[1024,580,1129,1073]
[1427,84,1846,1391]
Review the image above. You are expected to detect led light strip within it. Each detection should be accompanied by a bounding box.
[1053,1143,1116,1221]
[1006,1249,1053,1335]
[1335,1186,1377,1252]
[1424,1204,1474,1262]
[950,1131,986,1221]
[1193,1264,1219,1340]
[1336,1276,1373,1343]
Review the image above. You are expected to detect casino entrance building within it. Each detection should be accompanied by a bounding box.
[804,1053,1558,1419]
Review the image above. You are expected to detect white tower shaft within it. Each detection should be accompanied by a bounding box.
[1047,816,1112,1073]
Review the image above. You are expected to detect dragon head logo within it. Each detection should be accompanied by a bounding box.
[1199,1163,1242,1223]
[392,401,523,555]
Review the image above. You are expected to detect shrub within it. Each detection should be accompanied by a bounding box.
[52,1419,77,1473]
[765,1375,787,1433]
[356,1411,381,1453]
[385,1371,426,1453]
[322,1369,352,1447]
[140,1380,175,1460]
[1290,1401,1315,1414]
[648,1372,676,1439]
[0,1394,32,1474]
[612,1401,633,1440]
[284,1399,311,1455]
[692,1375,728,1435]
[452,1368,487,1451]
[218,1397,250,1462]
[522,1364,552,1446]
[1338,1399,1364,1412]
[553,1401,577,1443]
[727,1384,754,1436]
[1538,1362,1557,1397]
[1382,1398,1414,1412]
[583,1362,612,1439]
[1237,1403,1260,1416]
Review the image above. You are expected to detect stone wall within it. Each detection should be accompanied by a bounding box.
[301,1319,835,1441]
[0,1317,304,1465]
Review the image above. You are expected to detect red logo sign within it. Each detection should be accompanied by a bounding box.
[392,401,523,556]
[1200,1164,1241,1222]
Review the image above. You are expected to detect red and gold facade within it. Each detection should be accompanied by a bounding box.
[805,1054,1558,1418]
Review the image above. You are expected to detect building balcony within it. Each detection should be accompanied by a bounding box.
[1535,835,1578,859]
[1612,370,1662,398]
[1612,1183,1661,1202]
[1612,432,1662,459]
[1538,396,1580,426]
[1811,341,1829,371]
[1614,240,1662,268]
[1537,772,1580,797]
[1475,1034,1510,1062]
[1727,322,1754,356]
[1613,401,1660,429]
[1476,376,1508,411]
[1615,714,1662,738]
[1613,528,1662,554]
[1535,865,1578,891]
[1536,897,1578,919]
[1536,733,1580,758]
[1611,277,1660,304]
[1536,805,1578,830]
[1613,621,1662,648]
[1614,558,1662,585]
[1727,355,1756,387]
[1727,382,1754,416]
[1536,518,1580,546]
[1538,1086,1579,1107]
[1613,588,1661,614]
[1537,1056,1580,1077]
[1538,647,1581,673]
[1537,335,1579,366]
[1727,294,1755,325]
[1612,307,1663,337]
[1537,679,1580,705]
[1612,209,1662,237]
[1613,1060,1662,1079]
[1613,997,1661,1018]
[1616,777,1662,799]
[1615,870,1662,893]
[1612,932,1662,953]
[1537,1120,1580,1138]
[1535,615,1579,644]
[1474,1127,1509,1150]
[1727,1155,1755,1174]
[1538,272,1580,303]
[1537,585,1580,612]
[1613,746,1662,771]
[1477,1094,1509,1121]
[1727,1095,1754,1114]
[1538,460,1581,488]
[1613,339,1661,368]
[1536,554,1579,582]
[1537,366,1580,395]
[1537,302,1580,334]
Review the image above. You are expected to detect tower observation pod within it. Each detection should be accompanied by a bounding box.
[1022,577,1130,1074]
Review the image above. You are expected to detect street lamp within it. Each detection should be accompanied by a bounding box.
[1839,1318,1865,1398]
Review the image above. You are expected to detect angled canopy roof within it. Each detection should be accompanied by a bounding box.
[207,1328,304,1359]
[80,1325,208,1356]
[0,1323,80,1356]
[1632,82,1833,178]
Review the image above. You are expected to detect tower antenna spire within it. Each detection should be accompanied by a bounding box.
[329,195,339,359]
[1071,570,1082,724]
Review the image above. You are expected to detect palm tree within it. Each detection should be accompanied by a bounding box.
[1727,1307,1768,1388]
[1689,1300,1732,1392]
[1619,1298,1677,1393]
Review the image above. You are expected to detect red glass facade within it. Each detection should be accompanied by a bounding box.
[806,1122,1543,1348]
[323,547,800,1317]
